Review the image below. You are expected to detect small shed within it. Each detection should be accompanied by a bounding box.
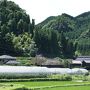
[0,55,16,64]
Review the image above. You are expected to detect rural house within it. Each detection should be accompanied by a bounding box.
[31,55,64,68]
[71,56,90,69]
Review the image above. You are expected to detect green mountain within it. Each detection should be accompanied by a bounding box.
[37,13,78,39]
[37,16,55,28]
[38,14,76,32]
[37,12,90,39]
[36,12,90,56]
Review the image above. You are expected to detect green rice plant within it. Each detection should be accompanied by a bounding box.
[48,74,72,81]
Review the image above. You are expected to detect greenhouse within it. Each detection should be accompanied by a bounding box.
[71,68,88,75]
[0,66,88,75]
[49,68,72,74]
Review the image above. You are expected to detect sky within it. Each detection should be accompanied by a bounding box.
[8,0,90,24]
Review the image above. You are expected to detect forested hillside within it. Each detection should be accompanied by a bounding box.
[0,0,37,56]
[36,12,90,57]
[0,0,90,58]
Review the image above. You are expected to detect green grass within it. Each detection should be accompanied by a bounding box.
[44,86,90,90]
[13,81,73,87]
[0,81,90,90]
[16,57,32,65]
[12,81,90,87]
[0,84,23,90]
[2,81,90,90]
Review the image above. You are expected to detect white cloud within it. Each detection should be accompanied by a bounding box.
[8,0,90,24]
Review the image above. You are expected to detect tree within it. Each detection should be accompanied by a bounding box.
[12,33,37,56]
[3,33,15,55]
[34,28,61,57]
[60,31,68,56]
[8,18,17,34]
[30,19,35,38]
[27,41,38,57]
[0,0,35,56]
[1,0,7,7]
[66,41,74,58]
[1,24,9,36]
[17,19,24,34]
[23,21,29,32]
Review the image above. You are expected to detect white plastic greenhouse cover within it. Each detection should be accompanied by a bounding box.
[0,66,88,75]
[0,66,50,74]
[71,68,88,74]
[49,68,72,74]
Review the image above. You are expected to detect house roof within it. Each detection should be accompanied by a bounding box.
[41,60,61,65]
[72,60,82,64]
[78,56,90,58]
[72,56,90,64]
[75,56,90,61]
[6,61,20,65]
[83,60,90,63]
[0,55,16,60]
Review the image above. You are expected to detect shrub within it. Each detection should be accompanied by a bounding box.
[14,87,29,90]
[0,73,48,79]
[48,74,72,81]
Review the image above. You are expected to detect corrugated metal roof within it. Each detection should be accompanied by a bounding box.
[72,60,82,64]
[78,56,90,58]
[84,60,90,63]
[75,56,90,61]
[72,56,90,64]
[0,55,16,60]
[6,61,20,64]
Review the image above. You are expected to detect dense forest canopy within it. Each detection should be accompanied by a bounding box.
[0,0,90,58]
[0,0,36,56]
[36,12,90,57]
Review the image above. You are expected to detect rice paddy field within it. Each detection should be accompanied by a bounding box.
[1,81,90,90]
[44,86,90,90]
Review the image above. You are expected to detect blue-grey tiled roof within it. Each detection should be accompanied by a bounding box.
[0,55,16,60]
[75,56,90,61]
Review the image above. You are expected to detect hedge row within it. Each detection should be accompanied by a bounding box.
[0,74,72,81]
[0,73,47,79]
[0,77,72,82]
